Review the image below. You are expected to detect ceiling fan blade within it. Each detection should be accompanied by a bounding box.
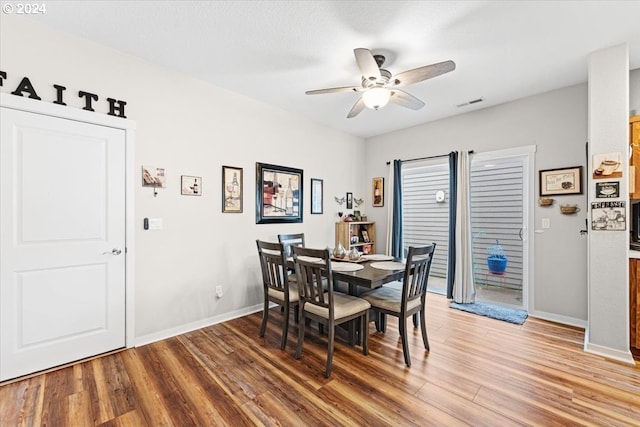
[347,97,365,118]
[305,86,360,95]
[390,90,425,110]
[354,48,381,82]
[391,60,456,87]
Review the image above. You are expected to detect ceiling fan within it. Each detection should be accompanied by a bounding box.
[306,48,456,118]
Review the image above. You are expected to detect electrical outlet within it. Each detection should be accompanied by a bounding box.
[215,286,223,298]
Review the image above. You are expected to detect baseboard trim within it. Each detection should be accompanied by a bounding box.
[583,335,636,365]
[528,309,587,328]
[135,303,265,347]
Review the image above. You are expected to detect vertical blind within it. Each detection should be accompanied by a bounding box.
[401,155,524,291]
[402,160,450,279]
[469,157,523,290]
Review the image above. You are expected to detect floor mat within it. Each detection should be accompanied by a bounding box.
[450,301,528,324]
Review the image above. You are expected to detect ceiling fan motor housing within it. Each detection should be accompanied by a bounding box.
[362,69,391,88]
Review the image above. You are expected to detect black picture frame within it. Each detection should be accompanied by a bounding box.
[539,166,583,196]
[346,192,353,209]
[256,162,303,224]
[311,178,323,214]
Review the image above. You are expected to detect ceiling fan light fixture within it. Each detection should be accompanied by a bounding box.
[362,87,391,110]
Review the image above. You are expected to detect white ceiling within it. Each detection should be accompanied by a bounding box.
[31,1,640,138]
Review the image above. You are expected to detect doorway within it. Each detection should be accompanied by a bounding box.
[469,147,535,309]
[400,146,535,309]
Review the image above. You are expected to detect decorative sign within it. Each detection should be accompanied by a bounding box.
[0,71,127,118]
[595,181,619,198]
[591,201,626,231]
[592,152,622,179]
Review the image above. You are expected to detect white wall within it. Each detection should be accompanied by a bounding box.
[365,84,590,324]
[0,16,366,342]
[586,44,633,363]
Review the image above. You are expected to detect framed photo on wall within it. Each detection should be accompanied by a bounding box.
[222,166,243,213]
[539,166,583,196]
[311,178,323,214]
[372,177,384,207]
[256,162,303,224]
[181,175,201,196]
[346,192,353,209]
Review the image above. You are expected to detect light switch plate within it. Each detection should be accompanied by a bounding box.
[148,218,163,230]
[542,218,550,229]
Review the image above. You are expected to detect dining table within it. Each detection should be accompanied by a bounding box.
[286,254,407,345]
[330,255,407,345]
[330,257,405,294]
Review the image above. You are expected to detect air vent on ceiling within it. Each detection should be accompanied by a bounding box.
[456,97,484,108]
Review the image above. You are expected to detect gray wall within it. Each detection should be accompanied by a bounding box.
[365,83,589,324]
[365,68,639,326]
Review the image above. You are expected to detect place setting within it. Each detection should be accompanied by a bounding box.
[360,254,394,261]
[369,261,406,271]
[331,262,364,272]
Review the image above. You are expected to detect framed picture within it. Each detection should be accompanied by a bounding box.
[591,201,626,231]
[592,152,622,179]
[372,177,384,207]
[346,192,353,209]
[539,166,583,196]
[181,175,201,196]
[595,181,619,198]
[142,165,166,188]
[222,166,243,213]
[256,162,303,224]
[311,178,323,214]
[361,230,370,243]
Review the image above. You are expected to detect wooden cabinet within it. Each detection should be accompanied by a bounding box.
[335,221,376,254]
[631,258,640,350]
[630,116,640,199]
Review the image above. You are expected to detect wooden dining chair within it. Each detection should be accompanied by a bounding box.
[360,244,436,367]
[256,240,299,350]
[292,246,370,378]
[278,233,305,283]
[277,233,305,258]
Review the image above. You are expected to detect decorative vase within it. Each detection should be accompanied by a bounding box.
[333,242,346,259]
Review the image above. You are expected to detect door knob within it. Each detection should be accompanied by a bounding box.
[102,248,122,255]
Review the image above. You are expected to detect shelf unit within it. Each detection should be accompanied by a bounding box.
[335,221,376,254]
[631,115,640,199]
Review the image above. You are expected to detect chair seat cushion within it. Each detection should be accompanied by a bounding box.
[305,292,370,320]
[268,283,299,303]
[360,285,421,313]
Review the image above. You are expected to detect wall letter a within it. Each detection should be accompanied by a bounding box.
[11,77,41,100]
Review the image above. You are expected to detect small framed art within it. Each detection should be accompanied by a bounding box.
[222,166,243,213]
[311,178,323,214]
[372,177,384,207]
[181,175,201,196]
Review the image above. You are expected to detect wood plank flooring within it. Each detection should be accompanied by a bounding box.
[2,292,639,426]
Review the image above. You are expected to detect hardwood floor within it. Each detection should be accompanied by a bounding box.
[2,292,639,426]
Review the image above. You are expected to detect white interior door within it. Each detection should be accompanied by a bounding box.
[1,106,126,381]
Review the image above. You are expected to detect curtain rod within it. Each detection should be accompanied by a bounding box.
[386,150,473,165]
